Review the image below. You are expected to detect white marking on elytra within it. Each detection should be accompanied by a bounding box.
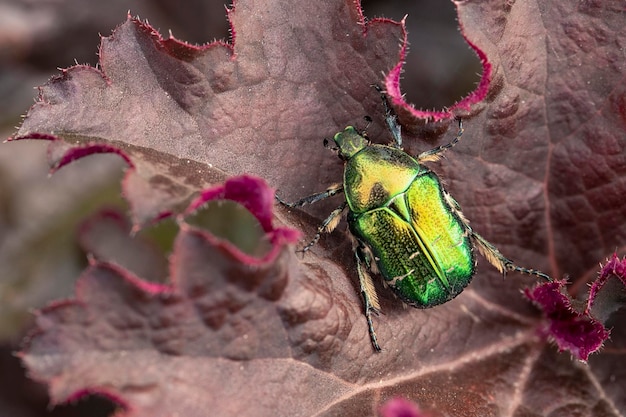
[408,251,420,260]
[387,269,415,286]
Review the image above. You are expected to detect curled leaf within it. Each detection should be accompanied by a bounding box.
[6,0,626,414]
[587,253,626,323]
[20,175,304,416]
[524,280,610,361]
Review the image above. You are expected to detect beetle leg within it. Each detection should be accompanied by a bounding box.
[417,118,465,163]
[355,244,382,352]
[373,84,403,149]
[299,202,348,253]
[442,191,552,282]
[275,183,344,208]
[471,232,552,281]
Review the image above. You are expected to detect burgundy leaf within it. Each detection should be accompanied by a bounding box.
[524,280,610,361]
[587,253,626,323]
[21,175,304,416]
[11,3,406,227]
[0,141,126,340]
[385,33,491,123]
[8,133,228,227]
[78,209,170,283]
[8,0,626,415]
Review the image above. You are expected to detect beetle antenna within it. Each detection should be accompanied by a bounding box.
[323,138,338,151]
[363,115,373,131]
[361,130,372,145]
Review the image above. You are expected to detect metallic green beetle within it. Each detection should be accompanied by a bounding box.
[278,89,551,351]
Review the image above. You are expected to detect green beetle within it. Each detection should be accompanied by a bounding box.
[278,89,551,351]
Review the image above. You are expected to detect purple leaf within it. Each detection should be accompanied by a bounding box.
[78,209,170,283]
[587,253,626,323]
[379,397,427,417]
[8,0,626,415]
[0,140,126,340]
[524,280,610,361]
[21,175,302,416]
[11,4,407,227]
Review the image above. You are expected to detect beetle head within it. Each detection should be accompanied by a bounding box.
[333,126,368,160]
